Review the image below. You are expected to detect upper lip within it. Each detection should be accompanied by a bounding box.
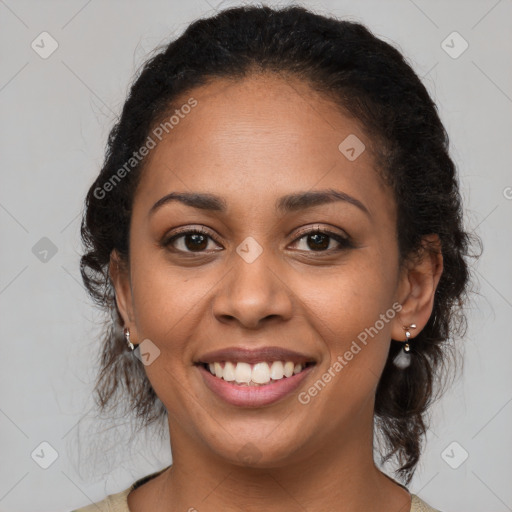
[195,346,316,365]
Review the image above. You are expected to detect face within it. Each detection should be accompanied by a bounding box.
[111,73,440,469]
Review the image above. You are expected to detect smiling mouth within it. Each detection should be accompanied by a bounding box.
[196,360,316,387]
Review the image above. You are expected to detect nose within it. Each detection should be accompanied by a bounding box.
[211,249,294,330]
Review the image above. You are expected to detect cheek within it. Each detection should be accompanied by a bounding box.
[300,253,397,393]
[305,251,397,332]
[128,257,210,415]
[128,250,212,362]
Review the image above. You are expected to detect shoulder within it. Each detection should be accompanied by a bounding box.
[70,487,131,512]
[70,465,171,512]
[410,493,443,512]
[71,487,131,512]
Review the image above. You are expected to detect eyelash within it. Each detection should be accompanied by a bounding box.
[162,226,353,255]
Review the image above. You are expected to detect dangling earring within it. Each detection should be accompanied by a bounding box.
[124,327,135,351]
[393,324,416,369]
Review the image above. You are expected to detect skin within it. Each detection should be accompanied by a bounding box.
[110,72,443,512]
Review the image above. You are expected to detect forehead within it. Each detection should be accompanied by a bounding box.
[133,73,392,221]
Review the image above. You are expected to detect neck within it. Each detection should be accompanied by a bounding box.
[142,411,411,512]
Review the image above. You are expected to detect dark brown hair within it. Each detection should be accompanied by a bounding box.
[80,4,481,484]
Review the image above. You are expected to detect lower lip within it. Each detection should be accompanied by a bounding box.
[196,364,315,408]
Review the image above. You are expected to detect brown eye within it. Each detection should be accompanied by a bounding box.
[305,232,330,250]
[291,227,353,252]
[181,232,209,251]
[163,228,221,253]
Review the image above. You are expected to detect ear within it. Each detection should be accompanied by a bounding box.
[109,249,137,339]
[391,234,444,341]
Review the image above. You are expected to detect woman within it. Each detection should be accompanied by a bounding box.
[74,5,478,511]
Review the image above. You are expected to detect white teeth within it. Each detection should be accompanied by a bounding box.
[283,361,295,378]
[251,362,270,384]
[269,361,284,380]
[234,362,252,384]
[223,361,236,381]
[204,360,308,385]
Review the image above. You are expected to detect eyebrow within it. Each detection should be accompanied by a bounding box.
[148,188,370,218]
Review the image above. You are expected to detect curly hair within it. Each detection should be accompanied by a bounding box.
[79,4,480,485]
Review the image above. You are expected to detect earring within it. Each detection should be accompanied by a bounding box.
[393,324,416,369]
[124,327,135,351]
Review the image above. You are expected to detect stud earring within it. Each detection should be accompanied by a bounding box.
[393,324,417,369]
[124,327,135,351]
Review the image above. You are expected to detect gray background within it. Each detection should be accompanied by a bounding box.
[1,0,511,511]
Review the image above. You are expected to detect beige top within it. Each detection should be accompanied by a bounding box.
[72,466,441,512]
